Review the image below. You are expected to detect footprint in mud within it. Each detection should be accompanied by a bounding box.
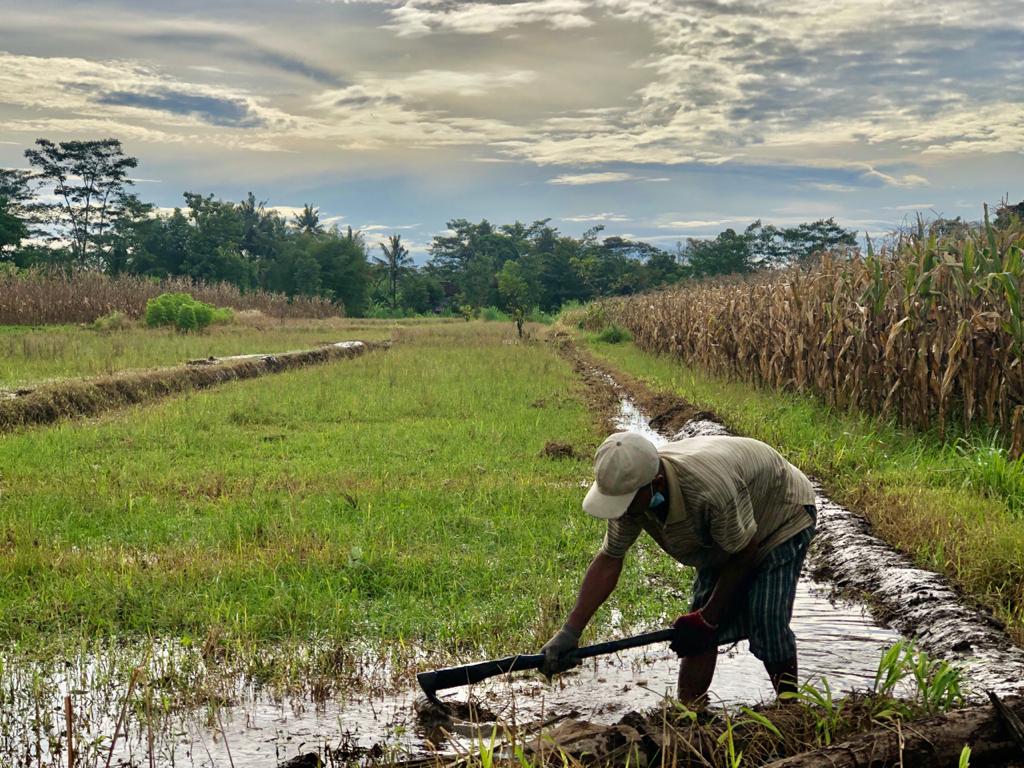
[414,696,499,727]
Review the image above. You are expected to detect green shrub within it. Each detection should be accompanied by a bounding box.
[144,293,176,327]
[192,302,214,329]
[175,303,198,332]
[480,306,510,322]
[596,324,631,344]
[557,301,609,331]
[365,301,410,319]
[526,307,554,324]
[145,292,231,333]
[211,307,234,324]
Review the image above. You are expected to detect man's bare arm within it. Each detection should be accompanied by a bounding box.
[565,552,624,632]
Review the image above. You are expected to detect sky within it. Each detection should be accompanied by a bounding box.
[1,0,1022,258]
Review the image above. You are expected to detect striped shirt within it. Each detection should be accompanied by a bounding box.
[600,436,816,568]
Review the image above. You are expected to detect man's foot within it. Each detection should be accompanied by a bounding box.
[764,657,798,696]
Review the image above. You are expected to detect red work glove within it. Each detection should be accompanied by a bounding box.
[670,610,718,657]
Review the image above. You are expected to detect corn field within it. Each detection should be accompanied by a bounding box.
[600,211,1024,456]
[0,269,340,324]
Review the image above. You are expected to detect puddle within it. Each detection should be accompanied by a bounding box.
[5,370,1021,766]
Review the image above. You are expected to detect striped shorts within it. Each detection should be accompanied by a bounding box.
[689,505,817,664]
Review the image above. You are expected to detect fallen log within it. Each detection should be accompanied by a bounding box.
[764,696,1024,768]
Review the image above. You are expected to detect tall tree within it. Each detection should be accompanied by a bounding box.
[309,228,370,315]
[0,169,35,258]
[24,138,137,267]
[180,192,253,287]
[781,218,856,264]
[994,200,1024,229]
[374,234,413,308]
[684,228,755,277]
[497,259,539,312]
[105,193,156,274]
[0,198,28,256]
[293,204,324,235]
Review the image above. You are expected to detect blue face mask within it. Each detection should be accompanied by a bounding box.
[648,483,666,509]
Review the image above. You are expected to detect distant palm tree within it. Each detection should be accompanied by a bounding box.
[293,204,324,235]
[374,234,413,308]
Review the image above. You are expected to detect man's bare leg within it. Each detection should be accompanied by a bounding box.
[676,649,717,706]
[764,656,798,696]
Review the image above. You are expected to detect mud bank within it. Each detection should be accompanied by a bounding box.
[810,492,1024,698]
[0,341,377,432]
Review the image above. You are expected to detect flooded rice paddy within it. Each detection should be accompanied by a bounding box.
[4,369,1022,767]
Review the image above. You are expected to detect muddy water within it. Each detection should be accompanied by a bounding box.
[7,377,1021,766]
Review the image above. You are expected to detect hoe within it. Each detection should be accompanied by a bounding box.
[417,628,676,704]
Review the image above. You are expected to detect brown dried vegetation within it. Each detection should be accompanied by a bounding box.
[602,213,1024,455]
[0,268,340,324]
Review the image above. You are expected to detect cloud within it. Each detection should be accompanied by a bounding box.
[315,69,536,109]
[97,89,264,128]
[548,171,639,185]
[386,0,595,37]
[808,182,857,193]
[138,29,346,87]
[562,212,631,222]
[860,167,929,188]
[884,203,937,211]
[0,51,296,147]
[1,0,1022,228]
[359,223,421,231]
[265,205,308,219]
[656,218,742,229]
[475,0,1024,168]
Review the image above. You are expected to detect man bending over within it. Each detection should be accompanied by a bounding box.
[541,431,817,703]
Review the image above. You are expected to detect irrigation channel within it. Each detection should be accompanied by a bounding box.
[5,366,1024,767]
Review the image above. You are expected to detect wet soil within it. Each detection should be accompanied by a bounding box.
[558,335,710,437]
[810,490,1024,697]
[539,440,581,459]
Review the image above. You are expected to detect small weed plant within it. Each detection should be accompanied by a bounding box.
[780,677,845,747]
[480,305,510,322]
[953,434,1024,515]
[871,639,964,716]
[595,324,631,344]
[91,310,133,332]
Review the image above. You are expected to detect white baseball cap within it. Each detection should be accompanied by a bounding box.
[582,432,660,519]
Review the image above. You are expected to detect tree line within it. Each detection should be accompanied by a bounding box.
[1,137,874,316]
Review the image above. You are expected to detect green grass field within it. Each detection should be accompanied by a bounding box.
[0,317,436,387]
[585,335,1024,639]
[0,323,681,675]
